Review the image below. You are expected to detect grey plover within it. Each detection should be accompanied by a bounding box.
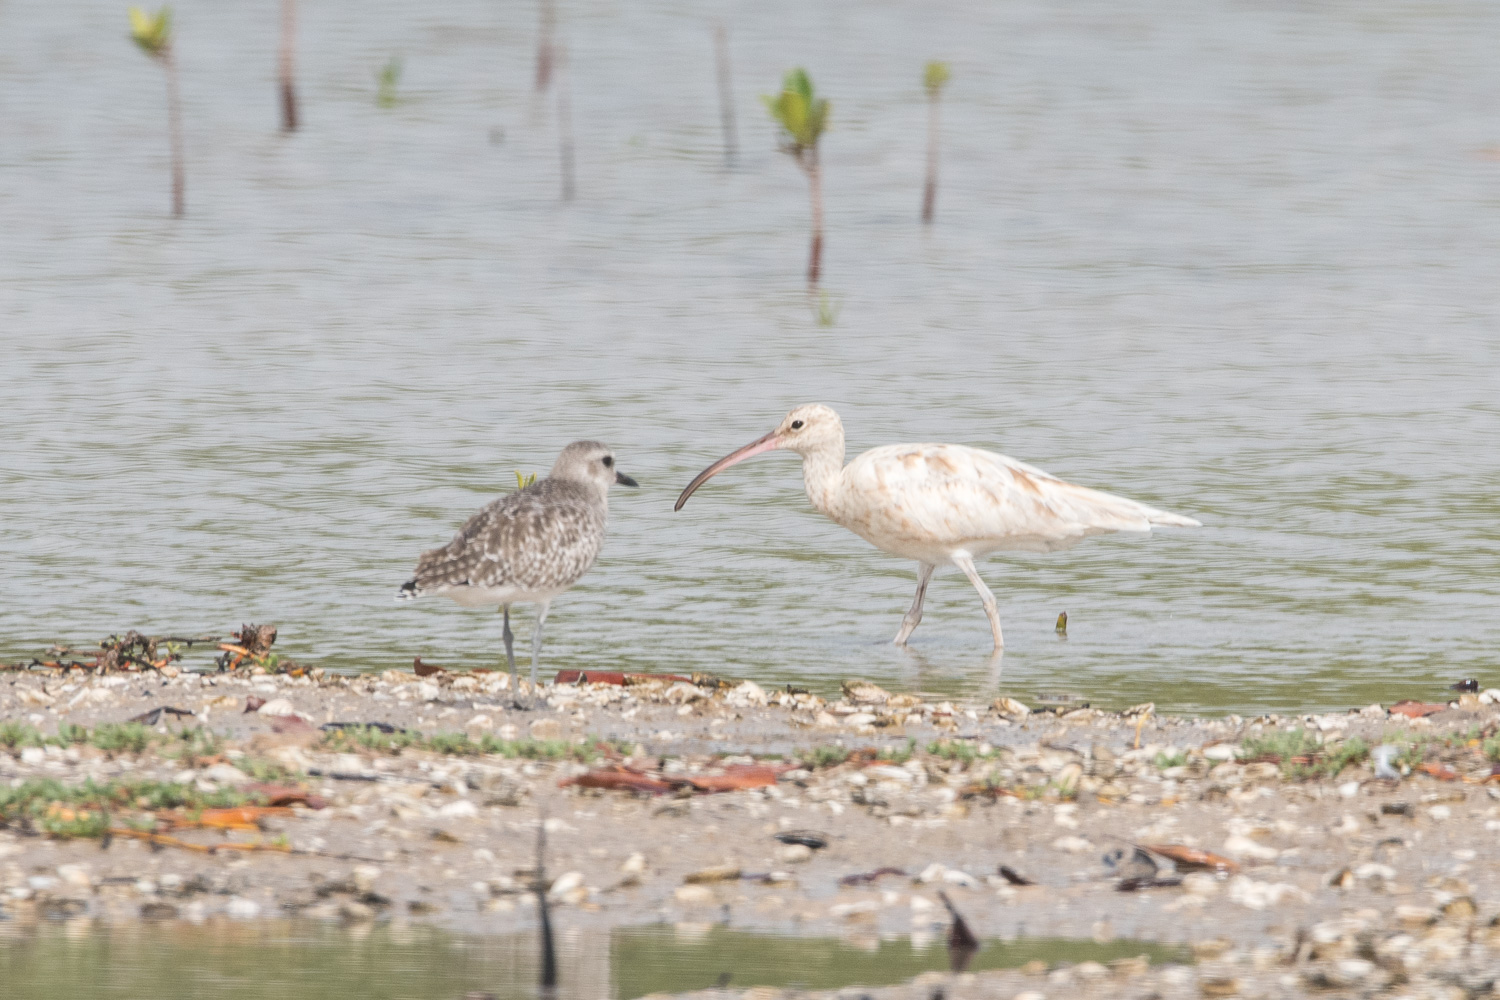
[398,440,637,702]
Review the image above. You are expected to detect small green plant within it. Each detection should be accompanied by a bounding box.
[376,56,402,107]
[1241,728,1370,780]
[234,755,300,783]
[764,68,830,286]
[0,777,249,838]
[167,727,221,765]
[320,725,419,754]
[927,739,998,765]
[55,724,90,746]
[1154,751,1190,770]
[0,722,44,749]
[516,471,538,489]
[128,6,185,217]
[1240,727,1321,764]
[1308,736,1370,780]
[921,61,950,224]
[878,739,916,764]
[427,731,477,755]
[89,722,153,755]
[799,745,850,769]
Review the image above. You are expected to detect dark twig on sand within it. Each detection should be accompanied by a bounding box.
[535,813,558,991]
[937,889,978,972]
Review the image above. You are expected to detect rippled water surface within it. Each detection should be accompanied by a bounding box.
[4,0,1499,713]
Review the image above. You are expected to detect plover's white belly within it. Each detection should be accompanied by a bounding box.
[442,583,568,608]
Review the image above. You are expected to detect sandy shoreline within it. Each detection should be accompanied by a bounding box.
[4,663,1500,997]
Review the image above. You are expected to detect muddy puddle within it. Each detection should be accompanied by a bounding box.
[0,920,1186,999]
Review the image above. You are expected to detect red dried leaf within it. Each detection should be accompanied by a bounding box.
[1418,762,1458,781]
[1389,701,1448,719]
[553,669,694,686]
[1140,844,1241,873]
[413,657,444,677]
[165,806,293,831]
[245,783,327,809]
[560,766,675,795]
[268,714,317,735]
[683,764,786,793]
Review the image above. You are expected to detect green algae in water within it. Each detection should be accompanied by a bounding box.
[0,920,1187,1000]
[612,924,1190,996]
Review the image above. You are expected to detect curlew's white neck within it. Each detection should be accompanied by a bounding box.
[797,438,846,517]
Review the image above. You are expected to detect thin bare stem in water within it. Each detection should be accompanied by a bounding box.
[807,152,823,285]
[557,45,575,202]
[164,48,185,217]
[278,0,298,131]
[534,0,555,93]
[921,61,950,225]
[921,96,939,223]
[535,815,558,991]
[713,23,738,166]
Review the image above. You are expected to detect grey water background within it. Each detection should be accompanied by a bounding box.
[3,0,1498,714]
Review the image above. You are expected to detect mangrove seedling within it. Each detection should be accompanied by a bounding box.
[128,6,185,217]
[921,60,950,224]
[515,471,538,489]
[763,68,829,286]
[278,0,298,130]
[376,56,402,107]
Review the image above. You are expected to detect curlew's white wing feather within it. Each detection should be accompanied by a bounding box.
[834,443,1199,557]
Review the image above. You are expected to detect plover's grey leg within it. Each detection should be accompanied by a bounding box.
[952,552,1004,649]
[893,562,936,645]
[530,600,551,692]
[501,604,516,684]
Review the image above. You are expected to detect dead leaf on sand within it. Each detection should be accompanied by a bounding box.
[1139,843,1240,874]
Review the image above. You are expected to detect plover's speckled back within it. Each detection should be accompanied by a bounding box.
[399,440,637,702]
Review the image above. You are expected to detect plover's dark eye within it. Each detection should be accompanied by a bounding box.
[790,420,805,430]
[602,456,613,468]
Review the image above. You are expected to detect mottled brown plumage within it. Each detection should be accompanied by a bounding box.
[398,440,636,700]
[403,477,606,604]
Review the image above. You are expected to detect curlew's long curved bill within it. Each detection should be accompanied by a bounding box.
[673,431,781,511]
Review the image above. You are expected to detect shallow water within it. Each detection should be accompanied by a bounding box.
[3,0,1499,713]
[0,921,1187,999]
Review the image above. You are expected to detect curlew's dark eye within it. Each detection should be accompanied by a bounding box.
[790,420,805,430]
[602,456,613,467]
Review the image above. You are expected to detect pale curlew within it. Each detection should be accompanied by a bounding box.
[675,404,1198,649]
[399,441,636,702]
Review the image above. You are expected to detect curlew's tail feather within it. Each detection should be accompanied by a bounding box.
[1147,510,1201,528]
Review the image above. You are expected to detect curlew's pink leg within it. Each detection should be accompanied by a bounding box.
[893,563,936,645]
[952,553,1004,649]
